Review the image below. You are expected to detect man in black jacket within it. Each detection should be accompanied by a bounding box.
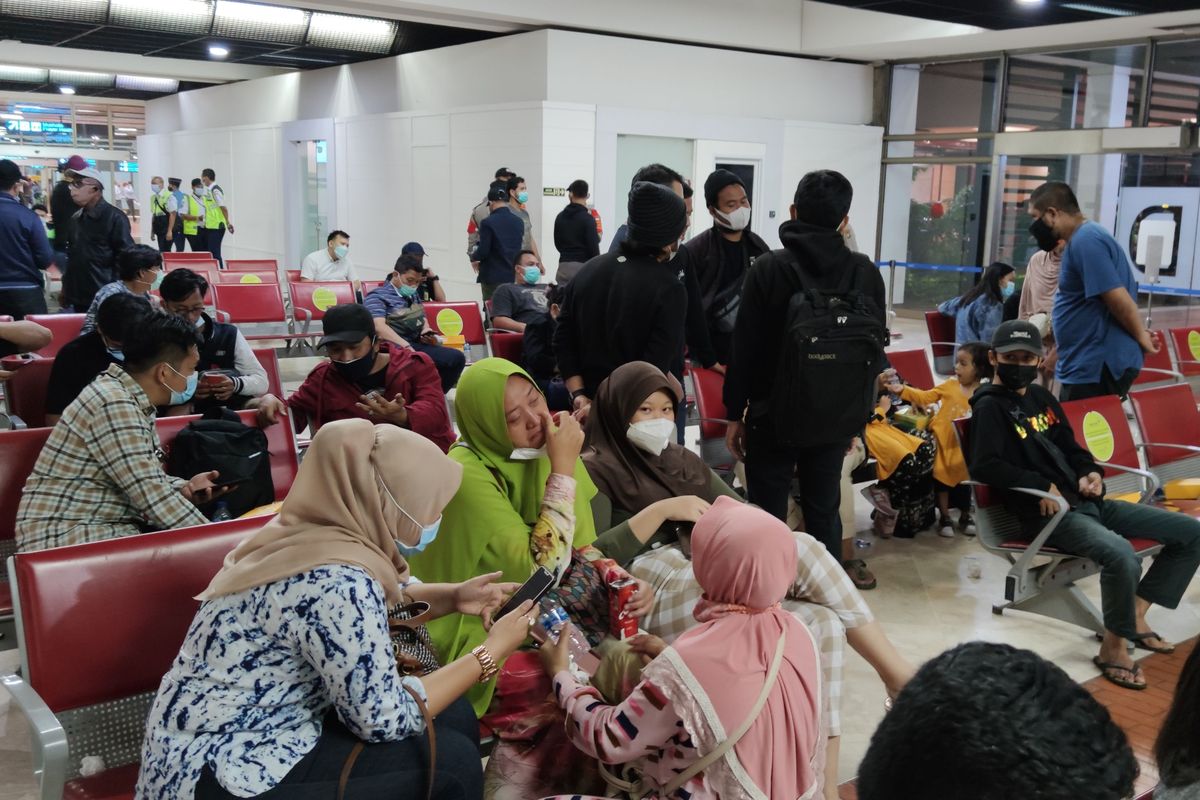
[685,169,771,365]
[552,179,600,285]
[725,170,885,589]
[62,167,133,312]
[969,320,1200,691]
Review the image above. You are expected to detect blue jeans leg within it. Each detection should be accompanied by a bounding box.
[412,341,466,392]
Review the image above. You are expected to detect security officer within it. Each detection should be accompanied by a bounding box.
[200,168,233,267]
[181,179,207,253]
[167,177,186,251]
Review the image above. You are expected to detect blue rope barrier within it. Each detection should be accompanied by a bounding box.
[875,261,984,274]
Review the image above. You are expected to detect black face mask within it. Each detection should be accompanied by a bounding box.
[996,361,1039,391]
[331,343,377,383]
[1028,217,1059,253]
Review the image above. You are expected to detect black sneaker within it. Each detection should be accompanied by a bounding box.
[844,559,877,590]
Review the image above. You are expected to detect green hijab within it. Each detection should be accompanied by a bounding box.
[407,358,597,714]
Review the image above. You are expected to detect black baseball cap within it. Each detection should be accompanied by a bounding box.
[991,320,1044,356]
[318,304,375,348]
[487,182,509,202]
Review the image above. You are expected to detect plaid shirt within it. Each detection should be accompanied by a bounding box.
[16,365,207,552]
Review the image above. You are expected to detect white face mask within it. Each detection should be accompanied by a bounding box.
[715,205,751,232]
[509,446,547,461]
[626,418,677,456]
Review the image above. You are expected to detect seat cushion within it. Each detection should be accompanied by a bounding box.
[63,763,139,800]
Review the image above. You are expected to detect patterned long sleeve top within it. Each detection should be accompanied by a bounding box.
[552,671,713,800]
[135,565,427,800]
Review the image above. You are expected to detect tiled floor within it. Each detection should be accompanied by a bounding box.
[2,316,1199,797]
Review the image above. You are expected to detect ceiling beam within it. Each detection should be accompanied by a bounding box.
[0,41,292,85]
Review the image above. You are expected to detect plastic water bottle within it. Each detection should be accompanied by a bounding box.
[854,533,875,557]
[211,501,233,522]
[463,342,472,363]
[538,605,591,666]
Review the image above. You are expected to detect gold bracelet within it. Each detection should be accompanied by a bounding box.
[471,645,499,683]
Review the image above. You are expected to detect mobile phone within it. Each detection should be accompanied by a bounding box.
[211,476,250,490]
[496,566,555,619]
[201,371,226,386]
[363,389,383,401]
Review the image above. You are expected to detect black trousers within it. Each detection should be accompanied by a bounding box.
[0,286,47,320]
[194,697,482,800]
[187,232,208,254]
[152,215,170,251]
[173,228,187,251]
[206,224,226,268]
[1059,365,1138,402]
[744,415,847,560]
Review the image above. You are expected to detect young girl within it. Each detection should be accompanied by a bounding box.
[887,341,993,536]
[938,262,1016,344]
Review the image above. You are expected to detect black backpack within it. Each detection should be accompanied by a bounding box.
[768,252,889,448]
[167,408,274,519]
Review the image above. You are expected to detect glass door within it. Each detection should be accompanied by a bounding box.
[297,139,330,259]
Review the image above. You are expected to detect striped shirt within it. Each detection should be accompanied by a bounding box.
[16,364,207,552]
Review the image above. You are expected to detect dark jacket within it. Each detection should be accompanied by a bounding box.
[554,250,687,397]
[0,194,54,288]
[63,198,133,311]
[473,205,525,286]
[50,180,76,253]
[724,220,885,420]
[45,331,115,416]
[968,382,1102,532]
[685,226,771,364]
[523,315,558,382]
[553,202,600,263]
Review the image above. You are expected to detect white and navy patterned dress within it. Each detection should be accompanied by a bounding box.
[135,565,426,799]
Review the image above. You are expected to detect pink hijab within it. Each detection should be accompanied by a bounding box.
[644,496,824,799]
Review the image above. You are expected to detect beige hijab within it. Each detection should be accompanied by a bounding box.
[198,418,463,605]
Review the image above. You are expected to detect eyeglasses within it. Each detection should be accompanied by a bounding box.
[170,305,206,315]
[70,180,98,190]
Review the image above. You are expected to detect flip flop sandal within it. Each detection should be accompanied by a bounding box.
[1092,657,1146,690]
[1130,632,1176,654]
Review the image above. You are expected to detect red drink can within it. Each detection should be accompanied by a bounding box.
[608,578,639,639]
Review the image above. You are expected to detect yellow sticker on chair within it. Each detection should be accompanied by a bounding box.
[1189,330,1200,362]
[436,308,464,336]
[312,287,338,311]
[1081,411,1115,462]
[239,274,263,284]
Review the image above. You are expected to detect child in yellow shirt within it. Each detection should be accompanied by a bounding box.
[886,341,992,536]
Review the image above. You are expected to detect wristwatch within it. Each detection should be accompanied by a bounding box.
[570,389,588,403]
[471,645,499,683]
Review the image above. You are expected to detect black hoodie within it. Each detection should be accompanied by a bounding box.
[967,381,1103,532]
[723,219,885,421]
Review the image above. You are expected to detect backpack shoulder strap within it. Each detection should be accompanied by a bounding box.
[777,249,827,308]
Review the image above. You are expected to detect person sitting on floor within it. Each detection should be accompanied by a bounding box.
[157,268,270,414]
[254,303,454,451]
[489,250,549,333]
[46,292,154,425]
[937,261,1016,344]
[79,243,161,335]
[136,419,538,800]
[1156,641,1200,799]
[537,497,827,800]
[583,361,914,796]
[884,341,992,536]
[969,319,1200,690]
[363,255,467,392]
[16,312,224,552]
[857,641,1137,800]
[863,390,937,539]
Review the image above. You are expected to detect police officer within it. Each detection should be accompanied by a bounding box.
[167,177,186,251]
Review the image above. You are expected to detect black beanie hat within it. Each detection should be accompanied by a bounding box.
[626,182,687,249]
[703,168,744,208]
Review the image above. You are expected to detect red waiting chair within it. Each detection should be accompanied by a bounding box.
[289,281,356,333]
[1130,383,1200,490]
[210,283,304,346]
[0,426,55,649]
[253,347,284,398]
[2,356,54,429]
[1131,330,1182,390]
[162,251,213,262]
[25,314,84,358]
[285,269,302,283]
[216,270,278,285]
[955,416,1161,635]
[424,301,486,347]
[226,259,279,273]
[2,516,265,799]
[487,331,524,363]
[689,365,736,481]
[924,310,958,377]
[1059,395,1159,503]
[885,347,936,391]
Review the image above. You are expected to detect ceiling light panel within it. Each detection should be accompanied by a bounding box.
[1,0,108,23]
[1060,3,1137,15]
[49,69,114,87]
[115,74,180,92]
[109,0,215,35]
[0,65,49,83]
[307,12,397,54]
[214,0,308,45]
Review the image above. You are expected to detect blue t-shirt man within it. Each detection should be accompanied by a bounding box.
[1052,220,1143,390]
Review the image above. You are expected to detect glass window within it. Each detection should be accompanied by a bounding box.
[1148,40,1200,127]
[1004,45,1146,131]
[889,60,1000,136]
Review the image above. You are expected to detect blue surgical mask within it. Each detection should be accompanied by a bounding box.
[516,191,528,204]
[523,266,541,284]
[1001,281,1016,300]
[106,347,124,362]
[379,477,441,555]
[162,363,198,405]
[397,283,418,298]
[333,244,349,260]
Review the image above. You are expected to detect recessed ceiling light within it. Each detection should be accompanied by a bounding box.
[208,44,230,58]
[1016,0,1045,5]
[1060,2,1137,15]
[60,86,76,95]
[117,127,139,132]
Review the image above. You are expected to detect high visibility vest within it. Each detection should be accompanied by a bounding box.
[203,185,227,230]
[150,190,169,216]
[182,195,202,236]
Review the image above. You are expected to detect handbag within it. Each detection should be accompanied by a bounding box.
[601,635,787,799]
[336,600,440,800]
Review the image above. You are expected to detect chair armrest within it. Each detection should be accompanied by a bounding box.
[962,480,1069,572]
[1095,461,1161,502]
[928,340,959,350]
[215,310,230,323]
[1136,442,1200,456]
[1,672,68,800]
[293,308,312,336]
[1138,367,1185,383]
[697,417,731,428]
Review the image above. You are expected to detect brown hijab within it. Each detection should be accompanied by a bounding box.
[583,361,715,513]
[198,418,463,605]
